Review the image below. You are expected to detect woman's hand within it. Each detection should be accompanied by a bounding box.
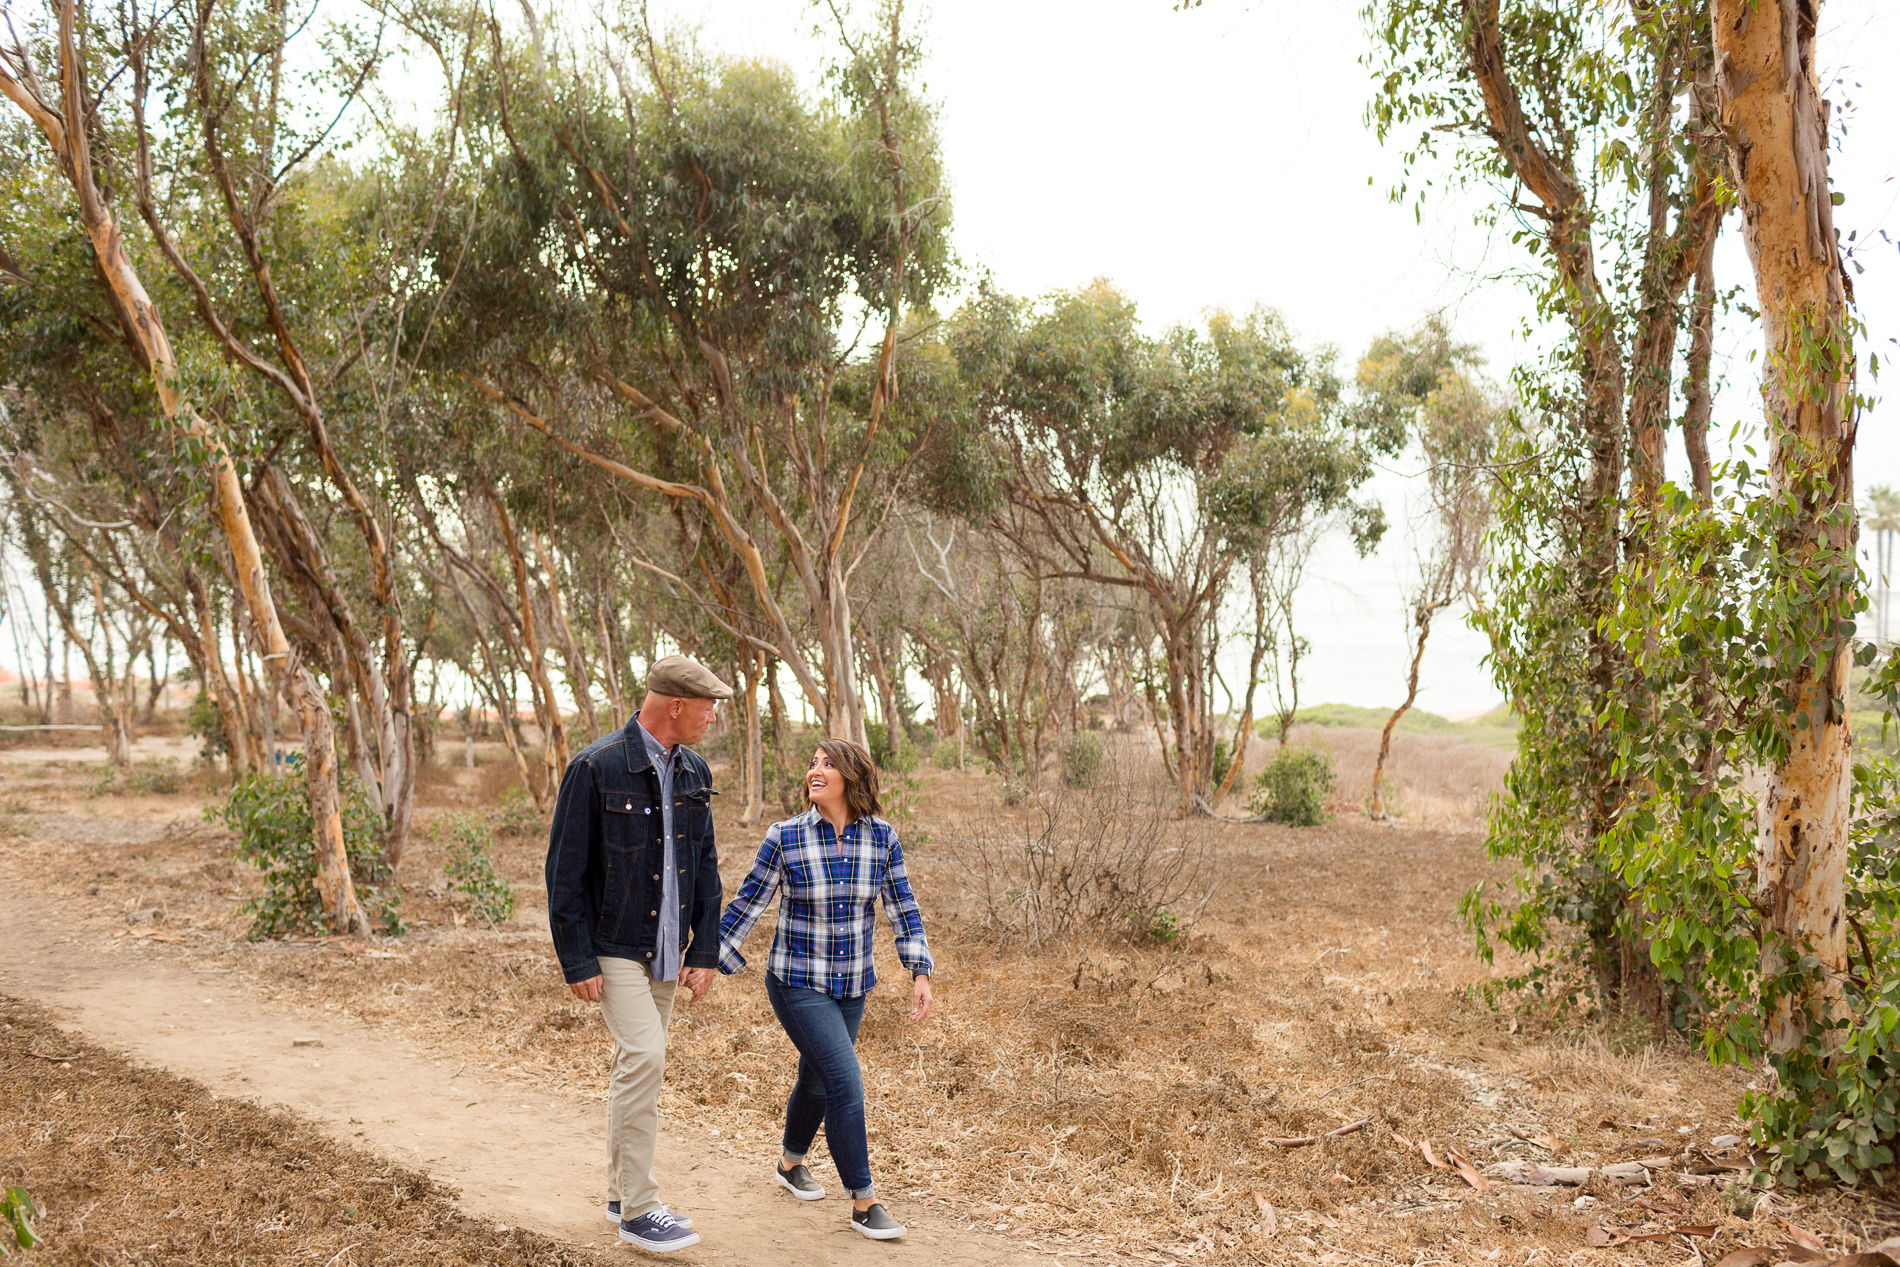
[909,974,933,1022]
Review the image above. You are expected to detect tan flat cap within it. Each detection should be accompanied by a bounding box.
[645,654,734,700]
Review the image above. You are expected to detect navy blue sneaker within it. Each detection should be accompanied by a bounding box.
[606,1201,692,1229]
[618,1207,700,1252]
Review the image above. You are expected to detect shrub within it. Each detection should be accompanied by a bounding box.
[187,689,229,763]
[931,738,963,770]
[865,721,921,775]
[214,758,401,938]
[491,784,544,839]
[441,814,519,924]
[1252,745,1335,826]
[962,747,1212,947]
[1058,731,1105,788]
[90,759,185,796]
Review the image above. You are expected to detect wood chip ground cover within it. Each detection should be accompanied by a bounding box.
[0,994,597,1265]
[4,739,1900,1263]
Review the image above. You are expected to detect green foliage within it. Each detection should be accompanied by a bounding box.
[1138,906,1181,944]
[931,739,963,770]
[1058,731,1105,788]
[1251,745,1335,826]
[214,759,399,938]
[489,785,544,840]
[1,1187,39,1254]
[187,690,229,762]
[440,814,518,925]
[89,759,185,796]
[865,721,921,777]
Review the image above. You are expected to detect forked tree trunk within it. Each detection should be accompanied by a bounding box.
[1714,0,1856,1054]
[0,5,366,933]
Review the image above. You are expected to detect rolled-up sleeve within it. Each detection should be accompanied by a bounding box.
[880,832,933,979]
[545,756,601,984]
[717,827,784,974]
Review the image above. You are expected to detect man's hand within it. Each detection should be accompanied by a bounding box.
[909,974,933,1022]
[568,975,603,1003]
[680,967,714,1002]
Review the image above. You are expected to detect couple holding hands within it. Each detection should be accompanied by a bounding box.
[544,655,933,1253]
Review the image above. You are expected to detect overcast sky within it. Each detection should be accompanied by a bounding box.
[628,0,1900,718]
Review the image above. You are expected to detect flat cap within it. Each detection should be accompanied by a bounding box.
[645,654,734,700]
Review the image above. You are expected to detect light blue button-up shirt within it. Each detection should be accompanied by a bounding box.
[635,720,680,983]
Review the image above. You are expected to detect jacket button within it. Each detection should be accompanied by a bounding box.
[652,875,660,882]
[650,910,657,917]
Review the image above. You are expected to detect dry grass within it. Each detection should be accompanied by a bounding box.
[1224,723,1513,825]
[0,993,600,1266]
[7,737,1900,1264]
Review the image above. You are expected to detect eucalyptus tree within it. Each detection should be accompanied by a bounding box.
[1711,0,1860,1062]
[445,0,952,748]
[1354,318,1497,821]
[955,283,1384,814]
[0,0,368,931]
[1366,0,1725,1014]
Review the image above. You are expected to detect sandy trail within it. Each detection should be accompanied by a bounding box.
[0,884,1042,1266]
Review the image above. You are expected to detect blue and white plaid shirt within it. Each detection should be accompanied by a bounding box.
[718,808,933,999]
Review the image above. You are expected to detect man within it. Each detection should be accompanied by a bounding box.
[546,655,732,1253]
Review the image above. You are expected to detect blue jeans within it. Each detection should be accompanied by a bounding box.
[765,972,873,1198]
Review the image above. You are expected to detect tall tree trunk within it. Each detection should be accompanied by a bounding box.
[1715,0,1856,1054]
[1370,600,1450,822]
[533,530,598,743]
[739,648,764,827]
[484,488,567,786]
[0,6,366,932]
[1683,239,1718,507]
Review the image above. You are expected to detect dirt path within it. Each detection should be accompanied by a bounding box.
[0,885,1045,1266]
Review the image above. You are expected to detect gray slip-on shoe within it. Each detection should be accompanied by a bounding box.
[775,1162,826,1201]
[850,1202,905,1240]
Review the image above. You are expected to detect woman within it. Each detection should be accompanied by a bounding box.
[717,738,934,1242]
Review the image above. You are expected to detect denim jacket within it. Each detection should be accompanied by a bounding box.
[545,715,722,984]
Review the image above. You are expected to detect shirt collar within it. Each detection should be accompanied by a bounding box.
[632,718,675,768]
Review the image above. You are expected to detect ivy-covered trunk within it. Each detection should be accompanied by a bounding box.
[1714,0,1856,1055]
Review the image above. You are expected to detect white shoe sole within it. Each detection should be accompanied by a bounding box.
[775,1170,826,1201]
[851,1219,905,1240]
[617,1226,701,1251]
[607,1209,693,1230]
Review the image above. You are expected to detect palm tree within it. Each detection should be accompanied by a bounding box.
[1864,486,1900,645]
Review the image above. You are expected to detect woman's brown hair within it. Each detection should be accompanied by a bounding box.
[811,738,881,822]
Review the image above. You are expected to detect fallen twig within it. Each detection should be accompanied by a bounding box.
[1262,1117,1371,1148]
[26,1049,82,1062]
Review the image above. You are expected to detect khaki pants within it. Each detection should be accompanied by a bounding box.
[599,957,678,1218]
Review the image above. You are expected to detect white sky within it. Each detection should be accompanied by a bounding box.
[634,0,1900,718]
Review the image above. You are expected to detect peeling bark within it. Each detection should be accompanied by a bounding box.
[1715,0,1856,1053]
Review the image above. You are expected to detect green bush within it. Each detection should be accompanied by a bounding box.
[213,758,400,938]
[441,813,519,924]
[90,759,185,796]
[865,721,921,776]
[491,784,544,839]
[1251,745,1335,826]
[1059,731,1105,788]
[931,738,962,770]
[187,689,229,762]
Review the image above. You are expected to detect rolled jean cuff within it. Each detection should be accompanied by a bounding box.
[847,1182,875,1200]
